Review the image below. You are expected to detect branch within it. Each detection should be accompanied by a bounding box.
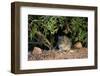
[35,31,52,49]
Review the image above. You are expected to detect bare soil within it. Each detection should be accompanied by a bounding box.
[28,48,88,61]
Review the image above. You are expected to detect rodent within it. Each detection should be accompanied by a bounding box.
[57,35,72,51]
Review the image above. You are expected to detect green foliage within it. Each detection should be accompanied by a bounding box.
[69,17,88,47]
[28,15,88,48]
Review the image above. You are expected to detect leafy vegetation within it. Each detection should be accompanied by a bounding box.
[28,15,88,50]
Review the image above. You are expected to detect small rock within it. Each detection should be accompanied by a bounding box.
[74,42,82,49]
[32,47,42,55]
[69,49,75,53]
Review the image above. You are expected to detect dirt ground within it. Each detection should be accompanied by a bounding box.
[28,48,88,61]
